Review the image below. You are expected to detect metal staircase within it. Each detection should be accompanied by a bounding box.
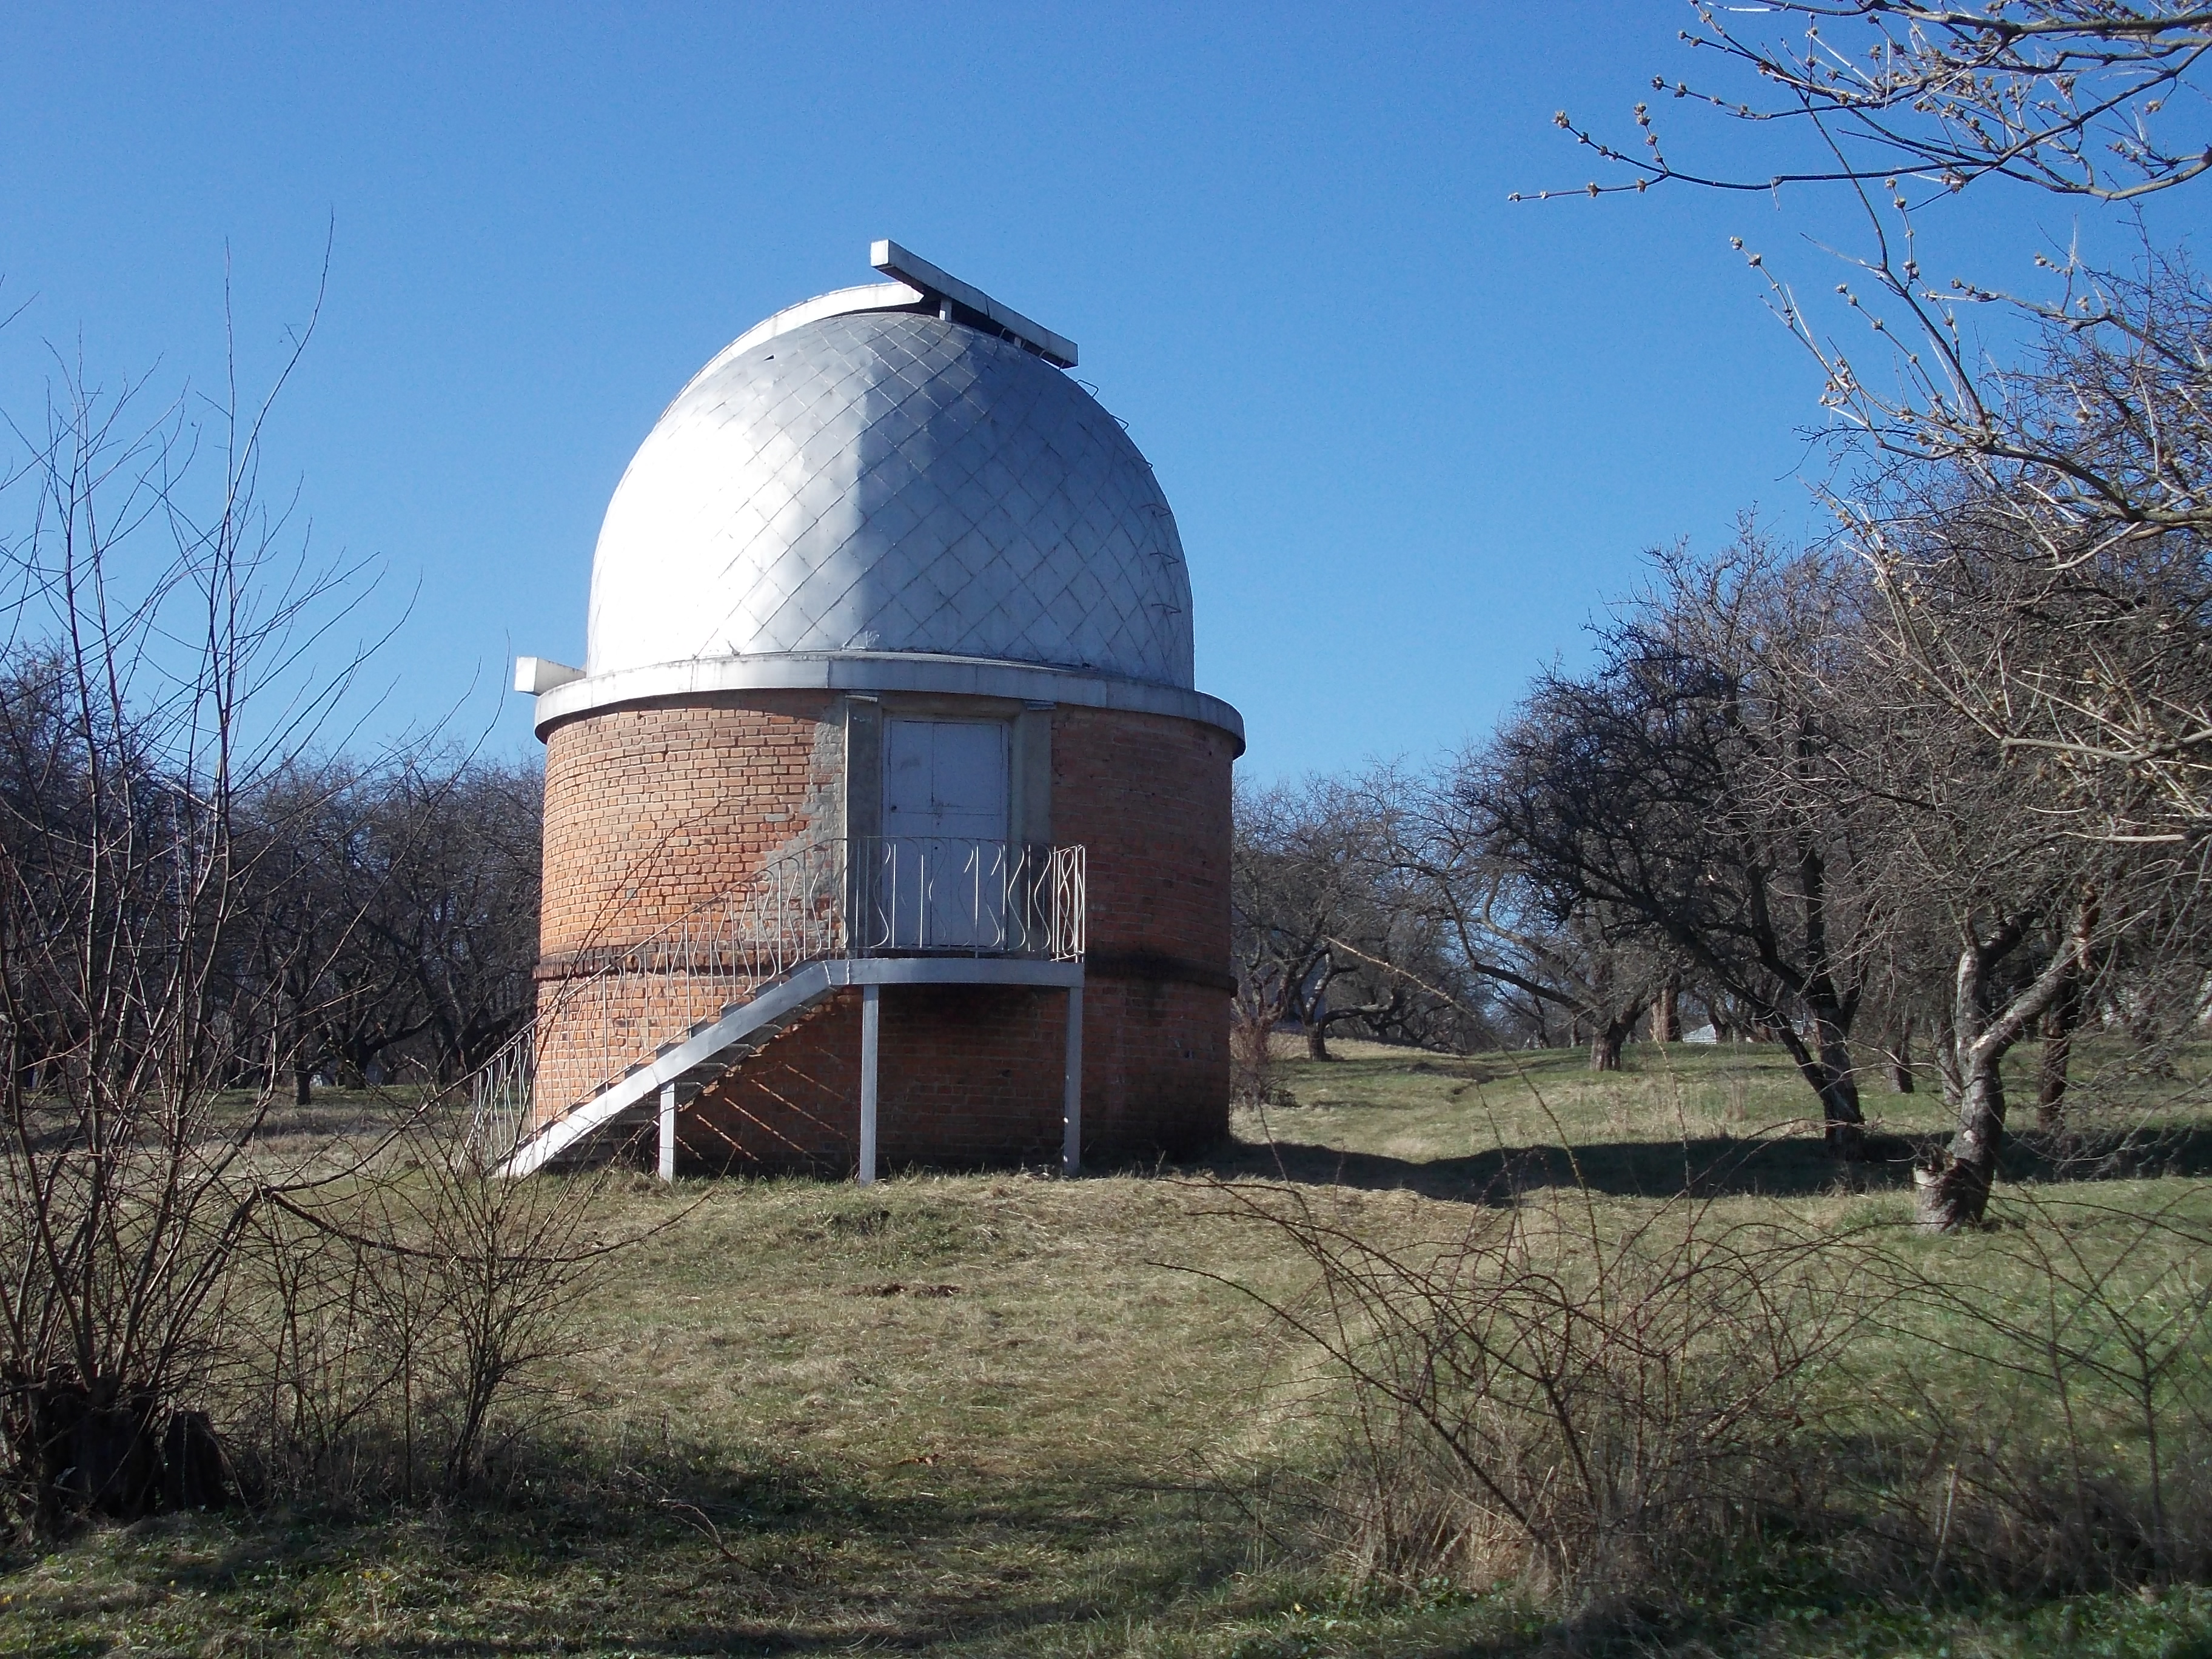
[471,837,1085,1176]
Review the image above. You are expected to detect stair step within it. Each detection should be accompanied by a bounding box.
[501,961,846,1174]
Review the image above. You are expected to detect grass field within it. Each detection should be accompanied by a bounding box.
[5,1038,2211,1657]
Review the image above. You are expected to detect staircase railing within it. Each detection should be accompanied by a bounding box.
[468,839,1084,1163]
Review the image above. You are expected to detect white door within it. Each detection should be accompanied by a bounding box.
[881,720,1008,948]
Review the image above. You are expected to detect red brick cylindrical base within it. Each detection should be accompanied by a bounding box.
[532,691,1233,1168]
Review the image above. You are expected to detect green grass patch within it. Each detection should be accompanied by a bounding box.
[5,1038,2210,1654]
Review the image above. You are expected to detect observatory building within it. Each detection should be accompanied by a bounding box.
[494,241,1244,1180]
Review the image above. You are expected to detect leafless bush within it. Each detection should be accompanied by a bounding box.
[1229,999,1278,1109]
[1863,1187,2212,1593]
[0,281,375,1535]
[0,277,622,1538]
[1205,1165,2212,1615]
[1194,1168,1869,1604]
[227,1103,645,1506]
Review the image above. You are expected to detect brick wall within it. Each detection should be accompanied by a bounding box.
[1074,976,1228,1158]
[680,988,863,1174]
[679,983,1067,1175]
[1050,705,1234,966]
[538,695,840,957]
[1051,706,1236,1155]
[528,966,772,1133]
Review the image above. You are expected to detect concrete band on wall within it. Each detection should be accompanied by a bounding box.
[529,650,1246,756]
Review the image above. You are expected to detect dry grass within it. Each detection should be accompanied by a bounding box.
[2,1040,2210,1654]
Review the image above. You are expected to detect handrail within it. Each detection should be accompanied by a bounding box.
[468,838,1085,1162]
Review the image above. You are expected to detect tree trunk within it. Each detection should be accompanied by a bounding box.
[30,1381,164,1526]
[293,1066,312,1107]
[1920,942,2009,1230]
[1589,1008,1638,1071]
[1888,1016,1916,1093]
[1920,902,2099,1230]
[1918,923,2071,1231]
[1651,979,1680,1043]
[1917,1050,2006,1230]
[1931,999,1964,1107]
[1815,1019,1865,1156]
[2037,977,2080,1132]
[1306,1023,1331,1061]
[1773,1008,1865,1156]
[161,1410,229,1510]
[1230,1000,1276,1106]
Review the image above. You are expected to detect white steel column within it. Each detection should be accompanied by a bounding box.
[657,1084,677,1183]
[858,982,881,1185]
[1061,984,1083,1176]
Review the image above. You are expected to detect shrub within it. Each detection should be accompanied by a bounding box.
[1198,1172,1866,1604]
[1205,1167,2212,1617]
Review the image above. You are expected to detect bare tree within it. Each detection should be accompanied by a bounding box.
[233,760,415,1104]
[0,309,378,1527]
[232,754,543,1096]
[1376,772,1672,1069]
[1544,8,2212,846]
[1521,2,2212,1216]
[362,757,541,1082]
[1865,668,2107,1224]
[1837,255,2212,847]
[0,280,640,1538]
[1544,4,2212,205]
[1233,778,1444,1063]
[1866,625,2210,1225]
[1474,535,1894,1148]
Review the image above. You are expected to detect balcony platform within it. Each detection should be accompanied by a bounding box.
[831,954,1084,989]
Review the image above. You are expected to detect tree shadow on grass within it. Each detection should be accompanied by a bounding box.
[1194,1125,2212,1204]
[65,1446,1273,1657]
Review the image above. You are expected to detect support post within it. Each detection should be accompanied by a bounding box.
[657,1083,676,1183]
[1062,983,1083,1177]
[859,982,880,1185]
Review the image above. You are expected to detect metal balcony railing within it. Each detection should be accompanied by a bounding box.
[848,836,1086,957]
[468,838,1084,1161]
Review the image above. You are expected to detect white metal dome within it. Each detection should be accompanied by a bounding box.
[585,292,1196,690]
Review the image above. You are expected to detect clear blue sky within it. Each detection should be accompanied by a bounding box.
[3,4,2202,780]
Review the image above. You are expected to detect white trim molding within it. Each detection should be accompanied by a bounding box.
[528,651,1245,754]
